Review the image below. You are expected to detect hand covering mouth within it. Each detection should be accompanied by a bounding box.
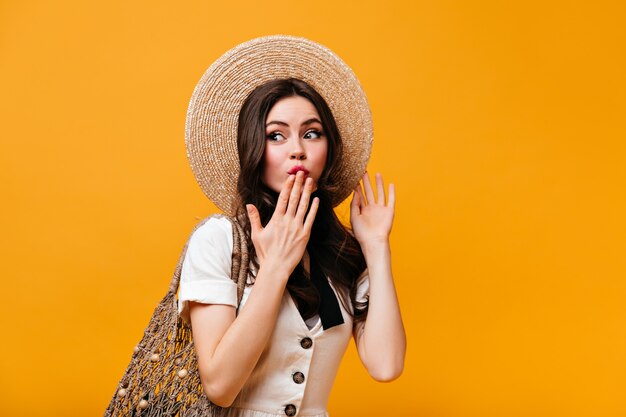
[288,166,310,176]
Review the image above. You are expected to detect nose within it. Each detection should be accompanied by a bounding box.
[289,139,306,160]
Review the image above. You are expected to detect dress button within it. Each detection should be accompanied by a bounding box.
[285,404,297,416]
[292,371,305,384]
[300,337,312,349]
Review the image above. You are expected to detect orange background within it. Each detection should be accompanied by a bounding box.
[1,1,625,416]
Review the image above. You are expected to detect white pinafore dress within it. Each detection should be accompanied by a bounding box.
[177,216,370,417]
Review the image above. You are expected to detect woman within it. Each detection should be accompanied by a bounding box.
[179,35,405,417]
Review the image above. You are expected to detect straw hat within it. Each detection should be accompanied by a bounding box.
[185,35,373,215]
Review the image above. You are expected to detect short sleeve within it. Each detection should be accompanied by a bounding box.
[354,268,370,309]
[177,216,237,323]
[347,268,369,328]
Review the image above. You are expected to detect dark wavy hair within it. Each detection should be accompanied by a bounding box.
[234,78,368,324]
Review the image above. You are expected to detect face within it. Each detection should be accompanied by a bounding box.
[262,95,328,193]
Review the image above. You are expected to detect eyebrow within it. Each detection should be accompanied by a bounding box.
[265,118,322,128]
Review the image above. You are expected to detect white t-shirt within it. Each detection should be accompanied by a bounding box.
[177,216,369,417]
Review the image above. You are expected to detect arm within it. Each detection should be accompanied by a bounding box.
[350,172,406,382]
[189,172,319,406]
[189,265,287,407]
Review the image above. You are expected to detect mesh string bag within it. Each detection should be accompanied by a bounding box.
[104,214,249,417]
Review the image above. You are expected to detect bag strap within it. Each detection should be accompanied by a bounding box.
[167,214,249,305]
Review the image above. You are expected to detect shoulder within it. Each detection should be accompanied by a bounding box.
[188,215,233,250]
[182,215,235,276]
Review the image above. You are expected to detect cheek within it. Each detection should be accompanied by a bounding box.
[263,147,283,177]
[264,150,276,167]
[315,143,329,169]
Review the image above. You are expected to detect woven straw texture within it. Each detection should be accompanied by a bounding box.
[104,214,249,417]
[185,34,373,215]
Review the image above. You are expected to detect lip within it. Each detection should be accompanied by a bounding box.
[288,165,310,176]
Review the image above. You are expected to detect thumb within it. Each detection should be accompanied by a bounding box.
[246,204,262,234]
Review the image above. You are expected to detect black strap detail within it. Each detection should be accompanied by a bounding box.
[310,258,345,330]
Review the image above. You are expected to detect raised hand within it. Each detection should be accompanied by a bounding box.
[350,172,395,248]
[246,170,319,280]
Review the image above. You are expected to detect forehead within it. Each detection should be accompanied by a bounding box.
[266,96,320,121]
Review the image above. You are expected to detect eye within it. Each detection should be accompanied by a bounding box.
[266,132,285,141]
[304,130,324,139]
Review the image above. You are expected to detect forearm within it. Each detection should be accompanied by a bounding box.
[358,241,406,381]
[197,266,288,405]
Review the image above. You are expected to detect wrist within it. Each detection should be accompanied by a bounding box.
[358,236,389,251]
[257,262,292,284]
[359,238,390,259]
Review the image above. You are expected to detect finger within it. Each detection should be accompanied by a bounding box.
[287,170,305,216]
[354,182,366,207]
[303,197,320,232]
[388,183,396,209]
[362,172,376,204]
[350,185,361,215]
[275,175,295,215]
[246,204,262,235]
[375,173,386,205]
[296,176,314,222]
